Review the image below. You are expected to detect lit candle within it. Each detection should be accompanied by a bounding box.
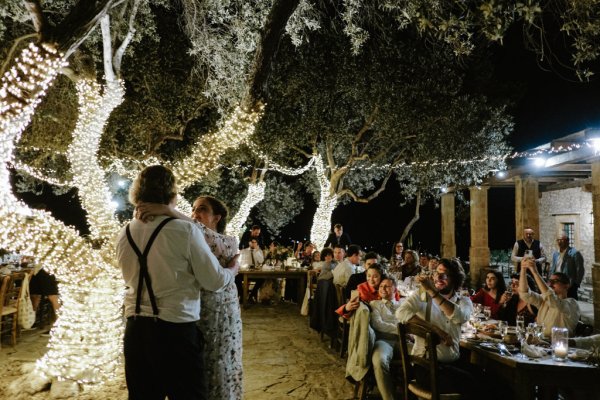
[554,343,568,359]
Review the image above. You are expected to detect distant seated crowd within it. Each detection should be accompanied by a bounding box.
[238,223,588,399]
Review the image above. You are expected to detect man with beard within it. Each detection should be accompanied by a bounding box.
[396,258,477,398]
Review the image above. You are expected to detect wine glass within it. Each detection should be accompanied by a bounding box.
[498,321,508,338]
[515,315,527,359]
[483,306,492,321]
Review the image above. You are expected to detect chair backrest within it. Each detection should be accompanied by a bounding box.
[398,321,443,400]
[5,272,28,308]
[0,275,10,314]
[334,284,346,308]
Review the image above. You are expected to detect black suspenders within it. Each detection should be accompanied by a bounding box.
[125,217,175,319]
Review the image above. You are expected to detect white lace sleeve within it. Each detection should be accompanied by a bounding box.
[195,222,239,267]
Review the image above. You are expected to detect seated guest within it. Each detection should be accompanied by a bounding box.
[316,248,335,281]
[396,258,477,399]
[336,263,385,318]
[311,250,321,267]
[418,253,430,270]
[239,238,264,302]
[333,245,345,263]
[371,277,403,400]
[345,251,379,300]
[294,241,315,266]
[333,244,361,288]
[389,242,404,270]
[498,274,537,326]
[239,238,264,267]
[264,240,282,265]
[427,256,440,274]
[519,258,579,337]
[470,270,507,320]
[282,241,314,302]
[399,249,420,278]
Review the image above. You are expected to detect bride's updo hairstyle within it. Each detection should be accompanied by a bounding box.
[196,195,229,234]
[129,165,177,206]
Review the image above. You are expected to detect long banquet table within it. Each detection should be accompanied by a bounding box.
[239,268,307,309]
[460,338,600,399]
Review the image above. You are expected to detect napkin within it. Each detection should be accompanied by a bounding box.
[521,343,547,358]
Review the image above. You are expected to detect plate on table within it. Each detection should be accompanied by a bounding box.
[568,349,591,361]
[479,342,518,353]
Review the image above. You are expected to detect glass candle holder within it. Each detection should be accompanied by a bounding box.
[552,327,569,362]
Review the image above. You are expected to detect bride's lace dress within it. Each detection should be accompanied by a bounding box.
[196,222,242,399]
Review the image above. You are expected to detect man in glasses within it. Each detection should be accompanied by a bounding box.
[396,258,477,398]
[519,258,579,337]
[549,232,584,299]
[370,276,402,400]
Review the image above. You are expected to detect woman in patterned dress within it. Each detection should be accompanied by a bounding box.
[137,195,243,399]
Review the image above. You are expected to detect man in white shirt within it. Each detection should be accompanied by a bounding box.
[333,244,360,287]
[519,258,580,337]
[396,258,476,398]
[371,277,402,400]
[116,165,239,400]
[239,238,264,267]
[333,245,345,263]
[239,238,265,302]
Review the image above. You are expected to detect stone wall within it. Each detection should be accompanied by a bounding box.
[539,187,594,302]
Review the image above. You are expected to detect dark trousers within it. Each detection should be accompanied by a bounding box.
[567,284,579,300]
[124,317,206,400]
[235,275,264,300]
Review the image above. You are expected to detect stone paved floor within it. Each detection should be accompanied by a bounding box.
[242,302,356,399]
[0,303,357,399]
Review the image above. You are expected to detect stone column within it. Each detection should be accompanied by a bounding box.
[440,191,456,258]
[591,161,600,332]
[514,175,540,238]
[469,186,490,288]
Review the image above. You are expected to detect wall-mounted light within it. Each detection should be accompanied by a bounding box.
[531,157,546,167]
[496,170,507,179]
[584,128,600,152]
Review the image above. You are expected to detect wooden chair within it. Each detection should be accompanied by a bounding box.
[397,322,461,400]
[0,274,20,347]
[333,284,349,358]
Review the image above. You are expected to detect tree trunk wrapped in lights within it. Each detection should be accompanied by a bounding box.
[67,78,124,241]
[310,154,338,250]
[226,180,267,237]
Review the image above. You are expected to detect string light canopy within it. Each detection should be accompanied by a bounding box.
[172,104,264,189]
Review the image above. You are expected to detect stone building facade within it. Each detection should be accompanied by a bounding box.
[539,186,594,302]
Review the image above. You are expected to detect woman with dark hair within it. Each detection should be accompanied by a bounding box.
[399,249,420,278]
[389,241,404,270]
[264,240,282,264]
[336,263,395,318]
[136,194,242,399]
[498,273,538,326]
[470,270,507,319]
